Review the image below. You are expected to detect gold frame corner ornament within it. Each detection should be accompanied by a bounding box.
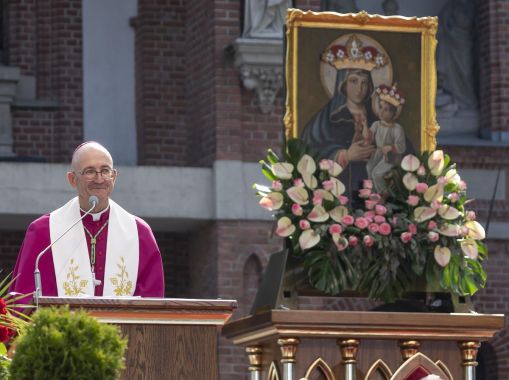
[284,9,439,153]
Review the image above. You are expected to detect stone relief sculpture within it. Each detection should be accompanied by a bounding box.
[243,0,292,38]
[436,0,479,135]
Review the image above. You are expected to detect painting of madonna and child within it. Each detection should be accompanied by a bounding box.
[286,13,438,203]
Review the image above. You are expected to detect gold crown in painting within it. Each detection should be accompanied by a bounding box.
[321,34,388,71]
[376,83,405,107]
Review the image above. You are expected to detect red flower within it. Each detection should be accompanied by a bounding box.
[0,298,7,315]
[0,326,9,343]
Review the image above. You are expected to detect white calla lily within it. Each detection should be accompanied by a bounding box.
[461,239,479,259]
[299,229,320,250]
[307,205,329,222]
[414,207,437,222]
[428,150,445,176]
[259,192,283,210]
[271,162,294,180]
[403,172,418,191]
[329,205,349,222]
[297,154,316,176]
[465,221,486,240]
[401,154,420,172]
[438,205,461,220]
[286,186,309,205]
[275,217,296,237]
[438,223,461,237]
[434,245,451,267]
[302,172,318,189]
[424,184,444,203]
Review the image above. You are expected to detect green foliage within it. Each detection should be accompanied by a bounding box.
[9,306,127,380]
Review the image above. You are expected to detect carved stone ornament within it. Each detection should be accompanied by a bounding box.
[234,38,284,114]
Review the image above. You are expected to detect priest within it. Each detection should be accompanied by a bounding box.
[11,141,165,301]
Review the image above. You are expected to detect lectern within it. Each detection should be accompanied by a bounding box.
[38,296,237,380]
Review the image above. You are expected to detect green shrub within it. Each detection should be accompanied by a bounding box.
[9,306,127,380]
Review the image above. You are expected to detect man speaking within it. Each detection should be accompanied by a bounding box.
[11,141,165,300]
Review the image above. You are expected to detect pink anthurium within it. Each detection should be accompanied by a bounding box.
[302,172,318,189]
[465,221,486,240]
[299,229,320,250]
[275,217,296,237]
[286,186,309,205]
[271,162,294,180]
[259,192,283,211]
[401,154,420,172]
[428,150,445,176]
[403,172,418,191]
[438,205,461,220]
[307,205,329,222]
[438,223,461,237]
[423,184,444,203]
[297,154,316,176]
[327,177,346,198]
[413,207,437,223]
[434,245,451,267]
[329,205,349,222]
[314,189,334,202]
[461,239,479,260]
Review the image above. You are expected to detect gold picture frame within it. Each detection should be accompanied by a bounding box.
[284,9,439,155]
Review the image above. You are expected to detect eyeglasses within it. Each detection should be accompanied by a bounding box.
[76,167,116,180]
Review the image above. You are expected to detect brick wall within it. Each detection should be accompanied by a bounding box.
[0,231,25,274]
[135,0,188,166]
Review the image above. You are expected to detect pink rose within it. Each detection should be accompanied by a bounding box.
[354,217,369,229]
[408,223,417,235]
[417,165,426,176]
[368,223,379,233]
[364,211,376,220]
[363,235,375,247]
[328,224,343,235]
[272,180,283,191]
[319,159,333,171]
[431,200,441,210]
[322,180,333,191]
[312,192,323,205]
[299,219,311,230]
[427,220,437,230]
[363,179,373,189]
[400,232,412,243]
[375,205,387,215]
[365,200,377,210]
[359,188,371,198]
[437,176,447,186]
[348,236,359,247]
[374,215,386,224]
[291,204,303,216]
[407,195,420,206]
[293,178,304,187]
[415,182,428,193]
[379,222,392,235]
[459,180,467,190]
[338,195,349,205]
[466,211,476,221]
[428,231,439,242]
[341,215,355,226]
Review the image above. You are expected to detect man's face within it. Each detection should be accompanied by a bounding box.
[67,146,116,210]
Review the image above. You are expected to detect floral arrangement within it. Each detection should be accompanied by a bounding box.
[0,272,31,376]
[256,139,487,303]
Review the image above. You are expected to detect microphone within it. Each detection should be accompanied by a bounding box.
[34,196,99,306]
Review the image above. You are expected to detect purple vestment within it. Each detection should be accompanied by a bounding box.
[11,208,165,303]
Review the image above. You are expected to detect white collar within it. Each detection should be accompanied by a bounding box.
[80,205,110,222]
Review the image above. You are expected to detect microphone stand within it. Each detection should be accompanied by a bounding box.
[34,198,98,307]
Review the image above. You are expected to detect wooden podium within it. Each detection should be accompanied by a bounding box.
[38,296,237,380]
[223,309,505,380]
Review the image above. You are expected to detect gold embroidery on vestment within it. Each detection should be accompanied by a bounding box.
[63,258,88,296]
[110,257,133,296]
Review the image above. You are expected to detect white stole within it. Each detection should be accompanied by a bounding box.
[49,197,139,297]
